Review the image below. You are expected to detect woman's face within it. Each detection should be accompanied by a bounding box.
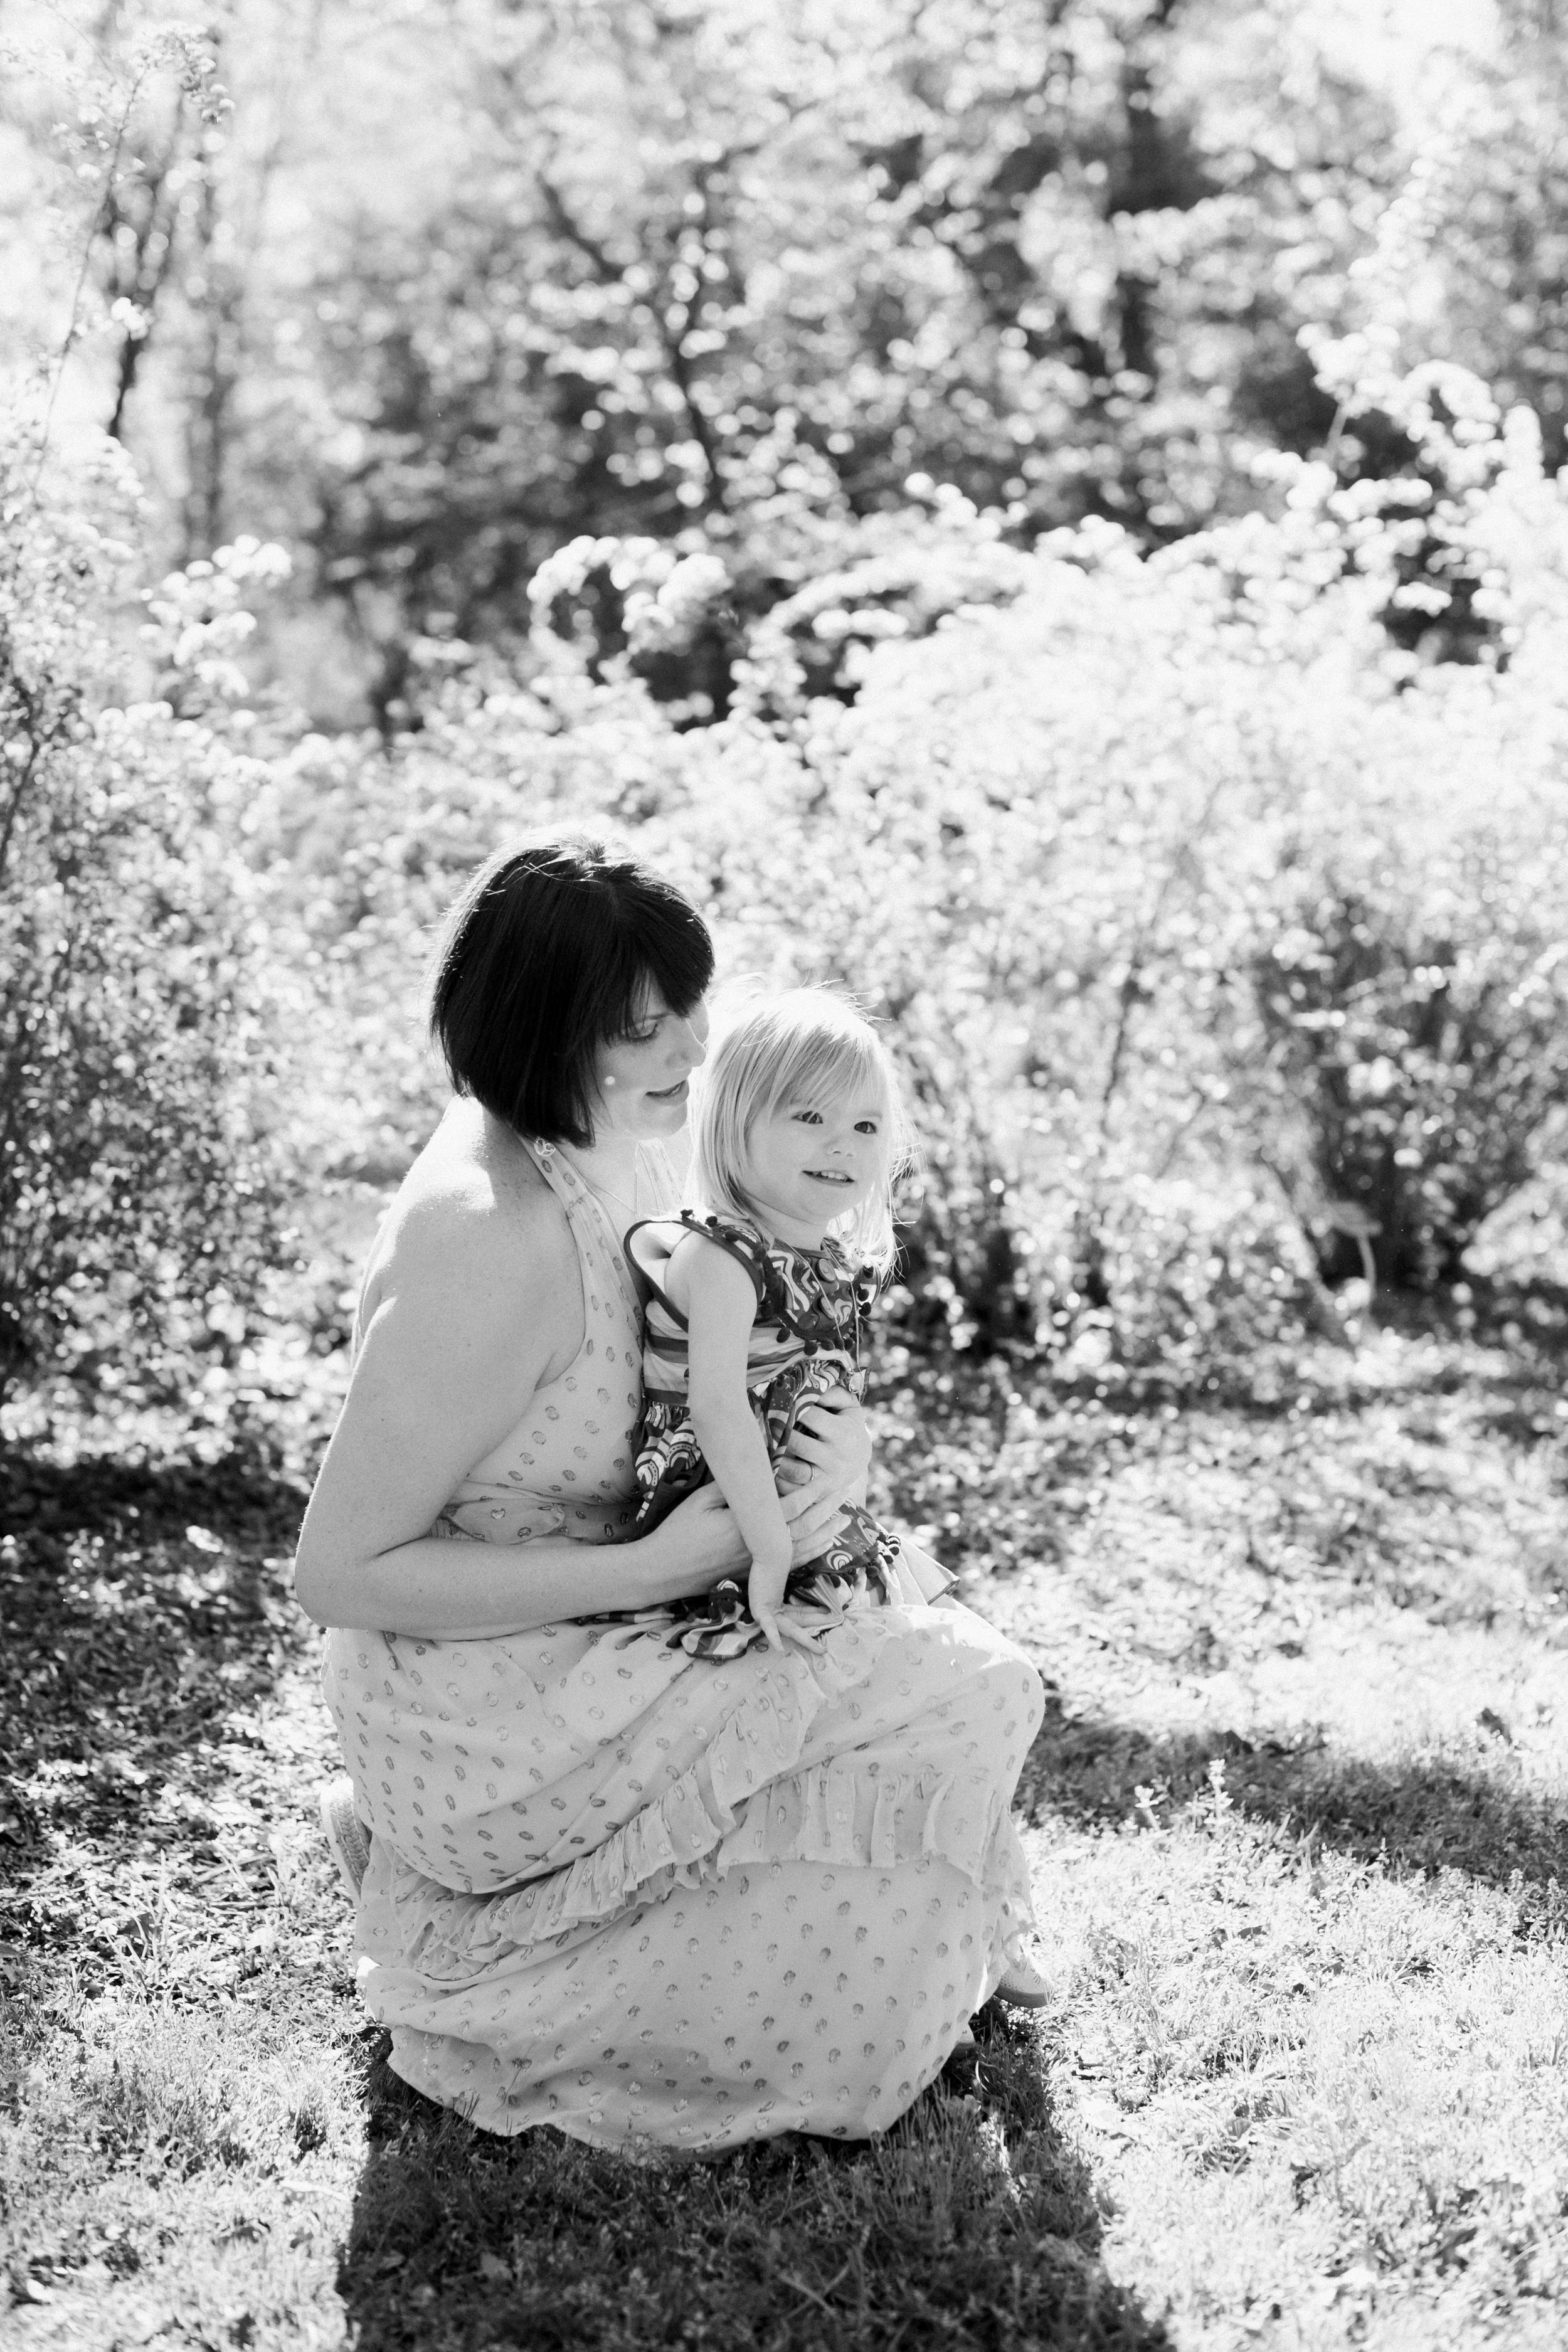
[591,987,710,1141]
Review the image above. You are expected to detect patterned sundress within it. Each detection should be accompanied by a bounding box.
[320,1135,1046,2153]
[620,1211,925,1659]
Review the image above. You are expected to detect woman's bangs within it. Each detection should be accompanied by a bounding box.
[605,926,714,1043]
[644,921,714,1021]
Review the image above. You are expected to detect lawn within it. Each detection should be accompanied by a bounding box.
[3,1281,1566,2350]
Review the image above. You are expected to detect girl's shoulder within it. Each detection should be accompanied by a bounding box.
[673,1211,773,1294]
[681,1207,771,1254]
[628,1209,771,1325]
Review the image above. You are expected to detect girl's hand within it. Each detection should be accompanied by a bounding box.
[746,1545,792,1653]
[782,1387,872,1511]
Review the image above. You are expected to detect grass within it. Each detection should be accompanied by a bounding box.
[3,1281,1567,2349]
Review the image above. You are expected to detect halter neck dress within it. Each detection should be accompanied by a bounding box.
[322,1137,1044,2151]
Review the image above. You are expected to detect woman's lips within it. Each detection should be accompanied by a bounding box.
[645,1078,689,1103]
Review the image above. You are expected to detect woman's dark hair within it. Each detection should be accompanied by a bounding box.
[429,834,714,1146]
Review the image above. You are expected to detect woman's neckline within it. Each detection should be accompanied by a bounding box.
[551,1137,654,1232]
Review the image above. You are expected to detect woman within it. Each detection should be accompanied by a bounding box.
[295,835,1045,2151]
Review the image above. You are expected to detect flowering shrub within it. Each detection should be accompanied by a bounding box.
[1251,855,1568,1290]
[0,414,284,1392]
[11,335,1567,1399]
[1078,1182,1335,1392]
[285,374,1568,1368]
[528,538,737,722]
[733,489,1039,715]
[228,373,1566,1388]
[524,498,1038,723]
[139,535,293,716]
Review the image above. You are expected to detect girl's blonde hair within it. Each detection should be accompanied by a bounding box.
[692,988,914,1274]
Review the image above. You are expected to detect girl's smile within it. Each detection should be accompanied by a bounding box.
[739,1093,889,1246]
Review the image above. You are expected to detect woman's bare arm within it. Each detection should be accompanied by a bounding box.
[293,1178,850,1638]
[296,1482,781,1638]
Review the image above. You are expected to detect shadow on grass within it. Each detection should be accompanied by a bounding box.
[0,1438,310,1924]
[0,1433,308,1554]
[3,1434,1176,2346]
[335,2010,1173,2352]
[1018,1708,1568,1905]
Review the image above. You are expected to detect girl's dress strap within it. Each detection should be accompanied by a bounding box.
[625,1210,770,1329]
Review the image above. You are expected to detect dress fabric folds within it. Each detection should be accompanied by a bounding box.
[322,1137,1044,2151]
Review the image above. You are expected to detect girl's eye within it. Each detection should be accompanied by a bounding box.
[793,1110,823,1125]
[854,1120,879,1135]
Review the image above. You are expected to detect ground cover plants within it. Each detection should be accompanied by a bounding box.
[4,1274,1566,2350]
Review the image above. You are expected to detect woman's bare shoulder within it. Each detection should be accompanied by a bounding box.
[363,1104,575,1316]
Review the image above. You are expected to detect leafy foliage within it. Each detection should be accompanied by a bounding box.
[8,339,1568,1396]
[13,0,1568,722]
[6,11,1568,1392]
[230,375,1568,1370]
[1254,861,1568,1290]
[0,412,285,1392]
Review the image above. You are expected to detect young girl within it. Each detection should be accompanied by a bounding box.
[601,985,1054,2008]
[620,988,955,1660]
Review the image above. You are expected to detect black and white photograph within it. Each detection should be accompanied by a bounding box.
[3,1,1566,2344]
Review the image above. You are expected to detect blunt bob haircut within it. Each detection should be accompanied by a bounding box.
[692,987,915,1276]
[429,832,714,1147]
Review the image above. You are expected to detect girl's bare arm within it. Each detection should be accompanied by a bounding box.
[676,1241,793,1551]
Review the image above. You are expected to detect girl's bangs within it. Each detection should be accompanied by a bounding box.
[761,1027,893,1121]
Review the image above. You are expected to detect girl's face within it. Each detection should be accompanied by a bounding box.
[739,1080,889,1246]
[591,987,710,1142]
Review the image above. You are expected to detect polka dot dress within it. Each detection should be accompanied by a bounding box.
[322,1137,1046,2151]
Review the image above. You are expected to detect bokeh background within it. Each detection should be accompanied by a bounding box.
[3,0,1566,1431]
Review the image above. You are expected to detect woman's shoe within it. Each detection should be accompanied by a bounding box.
[319,1777,371,1902]
[993,1954,1052,2009]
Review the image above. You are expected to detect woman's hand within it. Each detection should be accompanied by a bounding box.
[644,1468,850,1581]
[641,1473,850,1598]
[636,1484,749,1594]
[780,1386,872,1513]
[778,1472,849,1567]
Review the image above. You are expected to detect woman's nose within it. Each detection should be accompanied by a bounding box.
[672,1015,707,1068]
